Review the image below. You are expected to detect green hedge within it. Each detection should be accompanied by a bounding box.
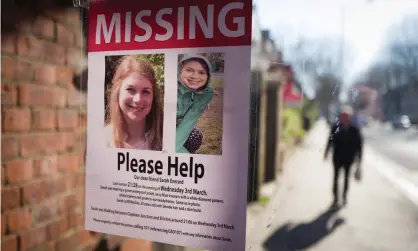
[302,99,320,124]
[281,100,319,144]
[281,108,305,143]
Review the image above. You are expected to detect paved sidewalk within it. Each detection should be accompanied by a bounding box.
[184,181,278,251]
[246,120,418,251]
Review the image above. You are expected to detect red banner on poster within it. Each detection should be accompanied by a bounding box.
[88,1,252,52]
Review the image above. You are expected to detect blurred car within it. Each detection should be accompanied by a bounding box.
[391,114,411,130]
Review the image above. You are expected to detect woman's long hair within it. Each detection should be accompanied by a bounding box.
[106,55,163,150]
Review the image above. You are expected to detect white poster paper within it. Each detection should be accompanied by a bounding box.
[85,1,252,250]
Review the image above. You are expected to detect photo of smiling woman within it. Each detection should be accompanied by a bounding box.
[176,53,225,155]
[104,54,164,151]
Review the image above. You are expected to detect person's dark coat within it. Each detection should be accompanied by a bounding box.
[324,122,363,165]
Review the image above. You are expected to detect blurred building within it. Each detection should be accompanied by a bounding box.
[248,4,286,203]
[351,86,380,119]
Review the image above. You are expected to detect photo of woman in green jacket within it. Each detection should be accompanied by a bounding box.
[176,54,214,153]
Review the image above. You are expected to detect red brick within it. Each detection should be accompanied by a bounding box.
[79,113,87,128]
[68,90,87,107]
[56,176,68,194]
[1,234,18,251]
[80,150,86,167]
[76,172,85,187]
[120,238,153,251]
[65,175,76,191]
[74,131,86,145]
[21,180,45,205]
[67,9,81,28]
[46,217,68,240]
[75,189,85,211]
[44,176,67,198]
[21,133,68,157]
[7,207,32,232]
[18,84,52,106]
[68,212,84,229]
[55,232,78,251]
[18,84,67,107]
[44,134,67,153]
[32,109,56,130]
[33,155,58,177]
[1,187,20,211]
[67,47,81,67]
[32,199,59,224]
[2,214,7,236]
[32,16,55,39]
[1,136,20,160]
[35,65,57,85]
[45,9,68,23]
[2,108,31,132]
[56,67,74,87]
[24,242,55,251]
[67,172,85,190]
[57,110,79,130]
[17,35,44,59]
[20,225,48,250]
[58,194,77,215]
[1,84,18,105]
[54,88,68,107]
[1,57,15,79]
[65,193,78,213]
[16,60,35,80]
[1,168,5,186]
[74,28,84,49]
[57,24,74,46]
[57,154,80,173]
[21,134,45,157]
[64,132,78,151]
[6,159,33,184]
[17,19,32,34]
[77,230,94,247]
[44,42,66,65]
[1,35,16,54]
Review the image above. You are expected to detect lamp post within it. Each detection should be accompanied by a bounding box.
[339,3,347,91]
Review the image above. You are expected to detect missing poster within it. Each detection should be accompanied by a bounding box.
[85,1,252,250]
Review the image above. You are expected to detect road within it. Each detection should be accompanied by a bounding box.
[246,120,418,251]
[362,124,418,172]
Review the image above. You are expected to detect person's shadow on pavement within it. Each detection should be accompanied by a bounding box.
[262,204,345,251]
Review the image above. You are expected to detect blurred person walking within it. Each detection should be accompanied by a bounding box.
[324,105,363,207]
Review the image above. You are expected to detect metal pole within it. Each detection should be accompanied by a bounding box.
[336,3,346,107]
[340,4,346,85]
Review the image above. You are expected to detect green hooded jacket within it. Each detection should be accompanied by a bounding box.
[176,55,214,153]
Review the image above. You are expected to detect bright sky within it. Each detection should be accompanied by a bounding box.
[254,0,418,89]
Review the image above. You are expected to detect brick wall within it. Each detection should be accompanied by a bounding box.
[1,2,152,251]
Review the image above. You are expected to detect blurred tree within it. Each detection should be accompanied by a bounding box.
[371,14,418,90]
[350,14,418,122]
[386,16,418,88]
[286,36,350,117]
[315,73,342,105]
[288,36,350,79]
